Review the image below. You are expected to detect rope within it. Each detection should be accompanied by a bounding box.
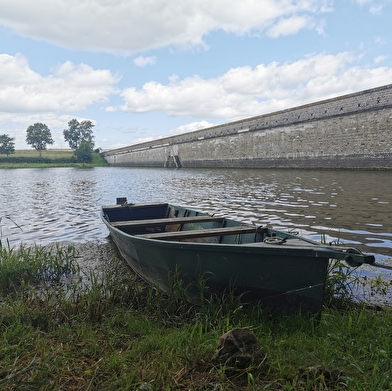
[263,236,287,245]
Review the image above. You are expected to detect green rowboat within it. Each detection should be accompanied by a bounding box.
[101,200,375,313]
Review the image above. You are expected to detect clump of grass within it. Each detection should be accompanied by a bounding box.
[0,241,79,295]
[323,259,357,309]
[1,242,392,390]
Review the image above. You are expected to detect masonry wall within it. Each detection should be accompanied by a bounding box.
[102,84,392,169]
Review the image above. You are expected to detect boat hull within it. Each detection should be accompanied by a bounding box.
[101,202,341,313]
[109,229,329,312]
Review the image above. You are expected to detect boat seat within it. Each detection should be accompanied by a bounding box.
[111,215,224,228]
[137,225,264,240]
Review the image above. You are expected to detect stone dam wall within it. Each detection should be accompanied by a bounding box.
[102,83,392,169]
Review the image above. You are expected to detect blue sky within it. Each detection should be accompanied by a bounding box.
[1,0,392,150]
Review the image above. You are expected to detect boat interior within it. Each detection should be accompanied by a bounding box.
[102,200,375,265]
[102,201,302,245]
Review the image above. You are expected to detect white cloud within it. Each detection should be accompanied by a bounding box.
[0,53,120,148]
[0,54,120,113]
[267,16,310,38]
[374,55,388,64]
[133,56,157,67]
[374,36,386,45]
[105,106,118,112]
[0,0,333,54]
[119,51,392,120]
[370,5,383,13]
[130,136,160,145]
[169,121,215,136]
[352,0,392,14]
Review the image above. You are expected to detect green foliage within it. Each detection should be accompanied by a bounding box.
[0,156,76,164]
[1,243,392,390]
[63,119,95,150]
[91,150,109,166]
[0,242,78,295]
[0,134,15,156]
[0,151,107,168]
[323,260,355,308]
[25,123,54,157]
[74,140,93,162]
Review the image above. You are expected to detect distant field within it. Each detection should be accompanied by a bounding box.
[13,149,74,158]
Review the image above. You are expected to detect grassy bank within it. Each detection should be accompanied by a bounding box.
[1,241,391,390]
[0,149,108,168]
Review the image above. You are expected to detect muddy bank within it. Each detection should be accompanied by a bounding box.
[72,240,122,273]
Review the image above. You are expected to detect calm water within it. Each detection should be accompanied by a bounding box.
[1,167,391,266]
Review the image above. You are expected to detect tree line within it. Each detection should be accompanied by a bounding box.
[0,119,96,162]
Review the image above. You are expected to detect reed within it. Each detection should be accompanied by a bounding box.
[1,242,391,390]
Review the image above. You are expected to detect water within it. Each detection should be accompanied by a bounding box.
[0,167,390,254]
[1,167,392,283]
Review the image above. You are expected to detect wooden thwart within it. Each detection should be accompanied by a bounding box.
[111,215,224,228]
[138,225,262,240]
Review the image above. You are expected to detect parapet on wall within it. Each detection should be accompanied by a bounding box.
[102,84,392,169]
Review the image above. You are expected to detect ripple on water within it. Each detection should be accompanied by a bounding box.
[1,168,391,263]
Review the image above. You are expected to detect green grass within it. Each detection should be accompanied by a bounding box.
[1,241,391,390]
[0,149,108,168]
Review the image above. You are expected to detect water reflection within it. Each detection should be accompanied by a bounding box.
[1,167,391,266]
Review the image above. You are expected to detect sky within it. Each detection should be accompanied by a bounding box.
[1,0,392,151]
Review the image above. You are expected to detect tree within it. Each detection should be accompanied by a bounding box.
[63,119,95,150]
[75,140,93,163]
[0,134,15,156]
[25,123,54,157]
